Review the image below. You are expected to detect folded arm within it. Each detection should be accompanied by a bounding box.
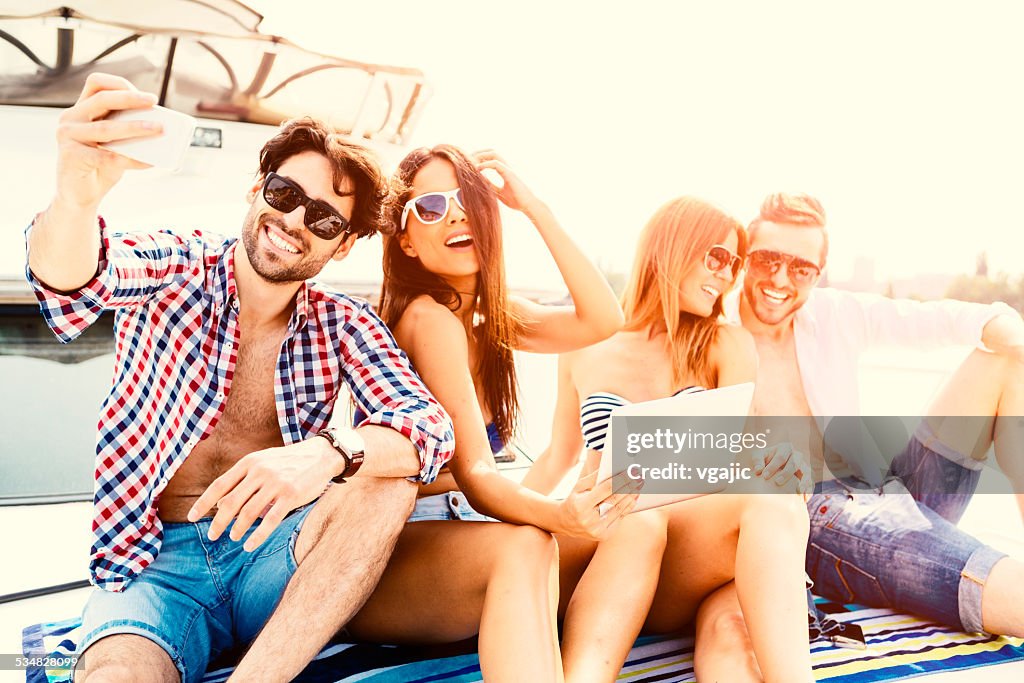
[343,300,456,483]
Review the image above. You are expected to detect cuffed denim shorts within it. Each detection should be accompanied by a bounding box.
[77,504,315,683]
[806,421,1005,633]
[408,491,497,523]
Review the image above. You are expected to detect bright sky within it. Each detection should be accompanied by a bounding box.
[254,0,1024,287]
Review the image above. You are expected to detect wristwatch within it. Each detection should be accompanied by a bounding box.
[316,427,365,483]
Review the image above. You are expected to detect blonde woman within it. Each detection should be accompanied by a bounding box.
[526,197,814,683]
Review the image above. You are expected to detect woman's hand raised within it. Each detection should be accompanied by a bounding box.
[472,149,543,217]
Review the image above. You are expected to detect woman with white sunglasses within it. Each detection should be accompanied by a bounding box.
[343,145,654,682]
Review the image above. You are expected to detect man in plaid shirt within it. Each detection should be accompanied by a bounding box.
[26,73,455,683]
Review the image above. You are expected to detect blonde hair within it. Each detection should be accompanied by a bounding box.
[621,197,746,388]
[748,192,828,264]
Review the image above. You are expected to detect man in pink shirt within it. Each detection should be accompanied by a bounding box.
[714,193,1024,658]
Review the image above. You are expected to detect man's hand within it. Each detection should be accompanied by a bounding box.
[55,72,163,210]
[752,442,814,496]
[187,438,338,551]
[982,312,1024,365]
[30,73,164,292]
[555,470,643,541]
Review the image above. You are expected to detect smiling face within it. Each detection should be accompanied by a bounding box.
[240,151,356,283]
[741,220,825,326]
[398,158,479,290]
[677,229,741,317]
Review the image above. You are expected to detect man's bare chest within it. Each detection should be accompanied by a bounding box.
[158,331,286,519]
[752,339,813,417]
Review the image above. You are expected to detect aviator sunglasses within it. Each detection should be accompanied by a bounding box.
[746,249,822,286]
[262,172,352,240]
[401,188,465,231]
[704,244,743,278]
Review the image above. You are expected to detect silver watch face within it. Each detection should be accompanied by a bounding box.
[333,427,365,456]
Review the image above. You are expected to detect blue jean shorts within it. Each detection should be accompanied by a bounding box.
[77,503,315,683]
[408,491,497,523]
[806,421,1005,633]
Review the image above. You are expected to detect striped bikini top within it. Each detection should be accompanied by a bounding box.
[579,386,706,452]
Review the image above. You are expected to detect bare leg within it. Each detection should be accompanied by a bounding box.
[646,493,811,683]
[228,477,416,682]
[694,582,762,683]
[981,557,1024,636]
[346,521,562,682]
[995,362,1024,522]
[925,348,1024,519]
[75,634,179,683]
[556,510,668,683]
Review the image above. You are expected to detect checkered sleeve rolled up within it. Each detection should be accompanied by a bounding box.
[24,218,195,343]
[339,301,455,483]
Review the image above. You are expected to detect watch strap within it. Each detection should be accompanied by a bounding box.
[317,428,365,483]
[336,446,364,482]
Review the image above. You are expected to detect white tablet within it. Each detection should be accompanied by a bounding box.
[598,382,756,512]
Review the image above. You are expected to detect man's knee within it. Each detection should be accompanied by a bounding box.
[78,666,166,683]
[297,477,417,559]
[318,477,415,526]
[75,634,178,683]
[953,347,1016,403]
[342,475,415,508]
[985,345,1019,373]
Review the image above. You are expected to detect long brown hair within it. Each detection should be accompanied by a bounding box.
[621,197,747,389]
[378,145,523,446]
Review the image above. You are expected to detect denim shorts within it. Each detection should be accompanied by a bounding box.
[407,491,497,523]
[77,504,315,683]
[806,421,1005,633]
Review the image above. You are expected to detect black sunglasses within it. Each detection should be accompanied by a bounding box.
[262,172,351,240]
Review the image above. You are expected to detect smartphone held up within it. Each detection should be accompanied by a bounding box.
[99,105,196,170]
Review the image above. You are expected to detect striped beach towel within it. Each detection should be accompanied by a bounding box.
[22,601,1024,682]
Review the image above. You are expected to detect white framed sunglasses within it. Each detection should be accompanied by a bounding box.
[401,188,465,231]
[703,244,742,278]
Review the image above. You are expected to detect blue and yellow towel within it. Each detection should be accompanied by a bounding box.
[22,601,1024,682]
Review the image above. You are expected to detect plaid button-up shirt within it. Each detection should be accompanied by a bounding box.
[25,221,454,592]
